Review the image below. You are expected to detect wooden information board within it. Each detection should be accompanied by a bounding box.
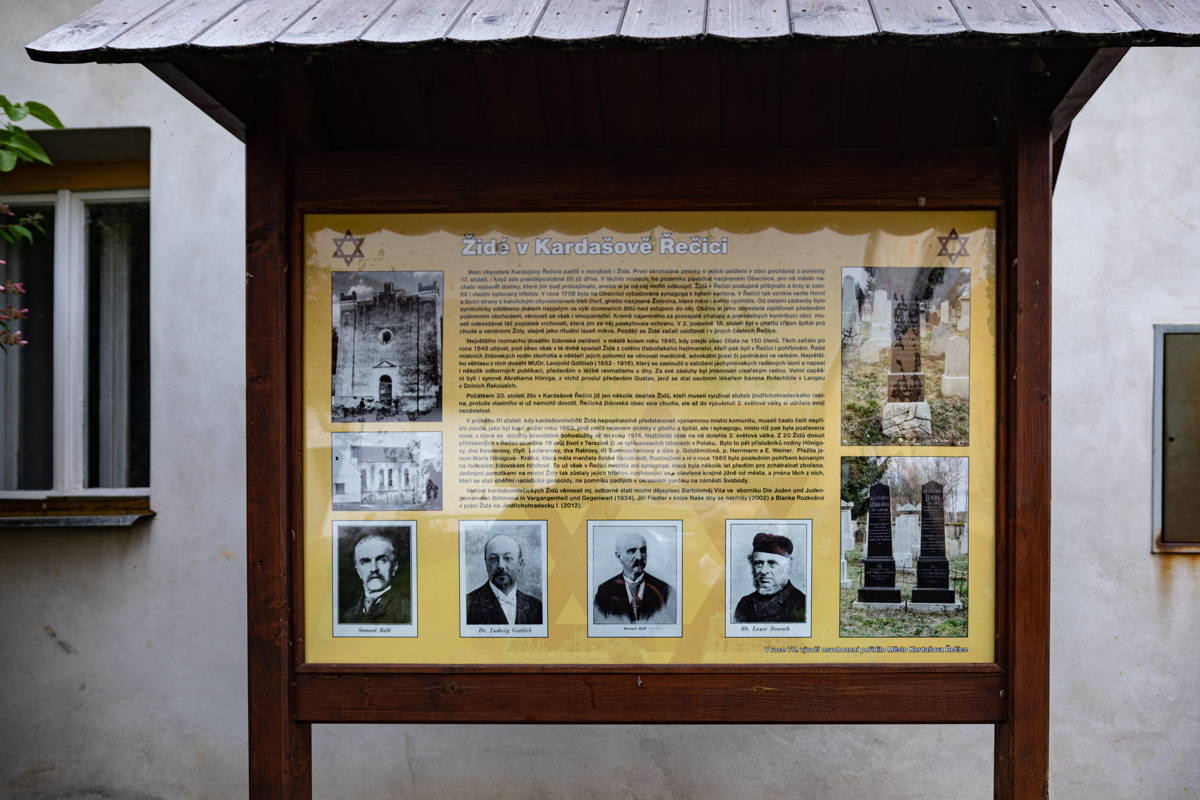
[238,62,1053,800]
[300,211,997,667]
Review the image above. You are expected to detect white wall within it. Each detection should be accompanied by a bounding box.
[0,2,248,799]
[0,4,1195,797]
[1050,48,1200,796]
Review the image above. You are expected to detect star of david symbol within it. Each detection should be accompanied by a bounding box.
[332,230,365,266]
[936,228,970,266]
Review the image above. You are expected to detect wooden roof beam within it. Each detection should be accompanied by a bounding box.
[1046,47,1129,140]
[147,58,252,142]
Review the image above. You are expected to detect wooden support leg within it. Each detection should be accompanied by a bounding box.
[995,80,1053,800]
[246,68,312,799]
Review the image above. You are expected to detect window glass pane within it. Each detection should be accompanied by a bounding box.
[0,203,55,490]
[85,201,150,488]
[1161,332,1200,544]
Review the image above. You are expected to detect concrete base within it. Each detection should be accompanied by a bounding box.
[941,375,969,399]
[854,601,904,611]
[882,401,931,439]
[907,600,963,613]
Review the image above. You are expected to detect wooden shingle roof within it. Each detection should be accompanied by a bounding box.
[27,0,1200,62]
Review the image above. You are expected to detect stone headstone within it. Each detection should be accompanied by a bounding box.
[873,290,891,331]
[860,338,884,363]
[840,500,854,588]
[947,524,963,557]
[857,484,901,604]
[911,481,960,608]
[941,335,969,399]
[956,298,971,332]
[841,275,860,339]
[894,503,919,569]
[859,289,892,363]
[882,294,932,440]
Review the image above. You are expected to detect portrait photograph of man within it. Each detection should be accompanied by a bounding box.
[726,519,812,638]
[459,521,548,638]
[587,520,682,638]
[333,521,417,637]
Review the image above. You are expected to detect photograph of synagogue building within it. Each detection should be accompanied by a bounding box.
[332,432,443,512]
[332,270,443,422]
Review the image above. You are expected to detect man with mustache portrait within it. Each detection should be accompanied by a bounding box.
[343,532,411,624]
[733,532,806,623]
[593,531,676,624]
[465,533,543,625]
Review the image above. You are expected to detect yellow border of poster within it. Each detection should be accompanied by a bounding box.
[302,211,996,664]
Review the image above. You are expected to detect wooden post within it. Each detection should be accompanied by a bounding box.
[246,68,312,799]
[995,81,1053,800]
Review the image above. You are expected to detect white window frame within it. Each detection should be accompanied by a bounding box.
[0,188,150,499]
[1152,324,1200,553]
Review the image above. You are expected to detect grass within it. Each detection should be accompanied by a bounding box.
[839,553,969,638]
[840,333,969,446]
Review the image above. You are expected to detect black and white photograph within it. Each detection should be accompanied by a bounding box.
[331,431,443,511]
[333,521,417,637]
[725,519,812,638]
[587,520,682,638]
[458,520,548,638]
[841,266,971,446]
[840,456,969,638]
[331,270,443,422]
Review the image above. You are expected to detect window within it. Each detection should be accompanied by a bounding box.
[1153,325,1200,553]
[0,188,150,523]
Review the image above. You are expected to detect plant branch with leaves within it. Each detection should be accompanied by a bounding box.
[0,96,64,349]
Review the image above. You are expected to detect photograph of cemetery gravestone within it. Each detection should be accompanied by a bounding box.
[332,431,443,511]
[331,270,443,422]
[841,266,970,446]
[839,456,969,638]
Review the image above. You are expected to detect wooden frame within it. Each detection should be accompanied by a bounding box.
[243,60,1053,800]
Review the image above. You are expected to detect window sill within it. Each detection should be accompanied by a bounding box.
[0,494,155,528]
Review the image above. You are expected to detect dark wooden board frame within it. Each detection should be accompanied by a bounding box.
[245,72,1051,799]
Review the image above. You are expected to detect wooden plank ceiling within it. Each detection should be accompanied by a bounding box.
[307,47,1001,150]
[27,0,1200,62]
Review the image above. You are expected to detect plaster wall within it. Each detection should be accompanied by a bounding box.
[0,2,1195,797]
[0,2,248,798]
[1049,48,1200,796]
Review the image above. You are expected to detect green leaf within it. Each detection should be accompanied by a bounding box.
[0,229,14,244]
[25,102,63,129]
[0,96,14,118]
[6,132,50,164]
[0,150,16,172]
[4,102,28,122]
[8,225,32,243]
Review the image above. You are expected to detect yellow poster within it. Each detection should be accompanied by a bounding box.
[302,211,996,664]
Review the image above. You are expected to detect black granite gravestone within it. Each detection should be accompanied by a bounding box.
[911,480,957,604]
[858,483,901,603]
